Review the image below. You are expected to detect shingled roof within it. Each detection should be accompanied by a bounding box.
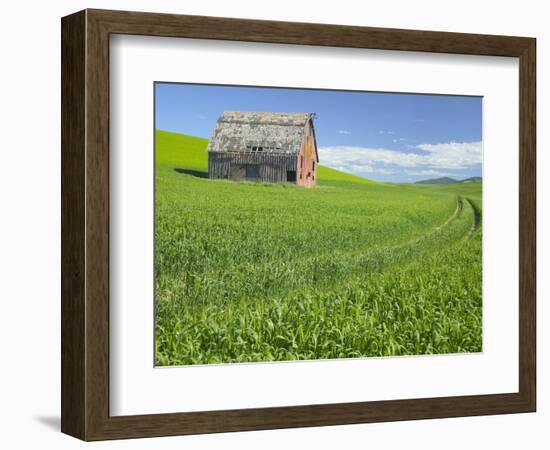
[206,111,315,155]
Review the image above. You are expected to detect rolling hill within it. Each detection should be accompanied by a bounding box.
[416,176,482,185]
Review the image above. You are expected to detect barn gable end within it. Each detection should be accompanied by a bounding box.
[206,111,318,186]
[297,119,318,187]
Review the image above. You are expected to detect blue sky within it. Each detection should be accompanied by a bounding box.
[155,83,482,182]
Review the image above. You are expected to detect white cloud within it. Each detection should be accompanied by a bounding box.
[342,163,373,173]
[318,141,482,171]
[404,169,453,177]
[330,162,395,176]
[374,168,396,175]
[337,130,352,135]
[415,141,482,169]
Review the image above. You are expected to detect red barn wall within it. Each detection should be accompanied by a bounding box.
[297,120,318,187]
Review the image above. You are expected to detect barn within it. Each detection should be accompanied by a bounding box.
[206,111,319,187]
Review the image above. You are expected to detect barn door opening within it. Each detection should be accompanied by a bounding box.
[245,164,259,180]
[229,164,260,181]
[286,170,296,183]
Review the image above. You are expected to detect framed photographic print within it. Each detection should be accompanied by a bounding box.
[61,9,536,440]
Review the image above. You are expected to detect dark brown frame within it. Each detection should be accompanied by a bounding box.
[61,9,536,441]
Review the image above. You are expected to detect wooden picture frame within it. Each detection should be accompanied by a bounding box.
[61,9,536,441]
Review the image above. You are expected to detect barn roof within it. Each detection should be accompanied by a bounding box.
[206,111,315,156]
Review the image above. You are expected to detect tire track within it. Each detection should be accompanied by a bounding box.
[465,197,482,239]
[440,196,463,228]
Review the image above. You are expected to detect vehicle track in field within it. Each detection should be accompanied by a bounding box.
[465,197,482,239]
[436,196,463,230]
[192,194,474,284]
[378,195,464,253]
[184,194,479,295]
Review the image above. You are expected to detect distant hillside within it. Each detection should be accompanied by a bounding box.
[155,130,379,185]
[416,176,482,185]
[416,177,458,185]
[461,177,482,183]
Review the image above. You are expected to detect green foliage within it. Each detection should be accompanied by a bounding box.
[154,130,482,365]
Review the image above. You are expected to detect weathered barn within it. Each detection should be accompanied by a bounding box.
[206,111,319,187]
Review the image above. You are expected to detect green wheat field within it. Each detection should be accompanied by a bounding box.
[154,130,482,366]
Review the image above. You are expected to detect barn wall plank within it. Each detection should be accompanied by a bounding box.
[208,152,297,183]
